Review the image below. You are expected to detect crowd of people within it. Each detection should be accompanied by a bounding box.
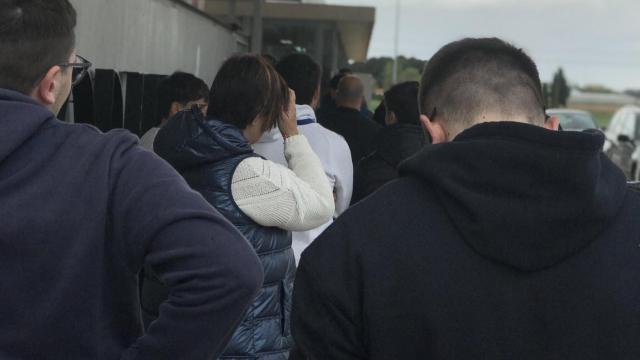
[2,1,640,359]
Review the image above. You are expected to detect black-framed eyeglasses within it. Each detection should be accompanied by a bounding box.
[59,55,92,87]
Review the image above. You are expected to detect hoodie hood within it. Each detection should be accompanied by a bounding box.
[0,89,54,164]
[375,123,426,167]
[399,121,627,271]
[154,108,253,173]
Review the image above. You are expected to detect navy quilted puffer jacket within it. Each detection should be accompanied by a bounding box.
[152,109,295,360]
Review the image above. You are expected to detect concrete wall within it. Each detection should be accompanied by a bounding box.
[70,0,245,84]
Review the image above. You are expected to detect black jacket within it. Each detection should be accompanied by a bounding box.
[0,89,262,360]
[153,110,295,359]
[320,106,381,167]
[352,123,425,203]
[291,122,639,360]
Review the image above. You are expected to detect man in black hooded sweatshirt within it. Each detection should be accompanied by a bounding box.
[291,38,638,360]
[352,81,426,203]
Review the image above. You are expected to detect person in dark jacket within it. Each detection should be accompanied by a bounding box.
[139,71,209,150]
[372,100,387,127]
[321,75,381,167]
[352,81,426,203]
[151,55,334,360]
[291,38,640,360]
[316,72,346,123]
[0,1,263,359]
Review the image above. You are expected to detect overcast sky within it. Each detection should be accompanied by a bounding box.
[325,0,640,91]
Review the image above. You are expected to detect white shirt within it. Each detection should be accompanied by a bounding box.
[253,104,353,263]
[140,127,160,151]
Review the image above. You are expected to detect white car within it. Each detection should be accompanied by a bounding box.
[603,105,640,179]
[546,108,598,132]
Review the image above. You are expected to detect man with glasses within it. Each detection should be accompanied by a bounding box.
[0,1,263,359]
[140,71,209,151]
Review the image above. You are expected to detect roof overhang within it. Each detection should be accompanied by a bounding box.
[205,1,375,61]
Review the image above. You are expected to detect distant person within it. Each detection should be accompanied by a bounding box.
[139,71,208,150]
[0,1,262,359]
[253,53,353,263]
[151,54,334,359]
[352,81,426,203]
[318,71,372,123]
[321,75,381,167]
[317,72,346,123]
[338,68,372,119]
[372,99,387,127]
[291,38,637,359]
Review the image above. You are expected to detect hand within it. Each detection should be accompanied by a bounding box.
[278,88,299,138]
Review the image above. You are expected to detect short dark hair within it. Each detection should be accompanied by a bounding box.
[156,72,209,122]
[329,73,347,90]
[0,0,77,94]
[385,81,420,125]
[276,53,321,106]
[208,54,290,131]
[419,38,545,127]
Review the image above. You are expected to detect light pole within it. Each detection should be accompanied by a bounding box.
[251,0,264,54]
[392,0,401,85]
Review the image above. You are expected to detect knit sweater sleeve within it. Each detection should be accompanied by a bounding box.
[231,134,335,232]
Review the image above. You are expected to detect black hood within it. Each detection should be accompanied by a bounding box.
[399,121,627,271]
[154,108,252,173]
[374,123,426,166]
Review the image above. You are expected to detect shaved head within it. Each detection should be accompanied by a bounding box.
[420,38,546,135]
[336,75,364,110]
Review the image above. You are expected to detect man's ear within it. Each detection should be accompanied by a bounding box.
[385,111,398,126]
[34,66,63,106]
[311,86,321,109]
[420,114,447,144]
[169,101,183,117]
[544,116,560,131]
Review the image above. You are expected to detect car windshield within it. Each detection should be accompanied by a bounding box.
[554,112,597,131]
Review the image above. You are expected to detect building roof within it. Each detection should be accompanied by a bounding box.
[205,1,375,62]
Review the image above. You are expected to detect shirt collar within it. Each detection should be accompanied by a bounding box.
[296,104,317,125]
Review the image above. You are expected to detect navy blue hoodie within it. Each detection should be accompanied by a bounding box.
[0,89,263,359]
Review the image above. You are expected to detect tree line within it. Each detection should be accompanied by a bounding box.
[350,57,631,108]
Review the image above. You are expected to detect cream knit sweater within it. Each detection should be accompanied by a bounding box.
[231,134,335,232]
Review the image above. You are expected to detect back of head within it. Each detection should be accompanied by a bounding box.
[336,75,364,108]
[419,38,545,134]
[0,0,77,94]
[276,53,321,106]
[155,72,209,123]
[208,54,290,131]
[384,81,420,125]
